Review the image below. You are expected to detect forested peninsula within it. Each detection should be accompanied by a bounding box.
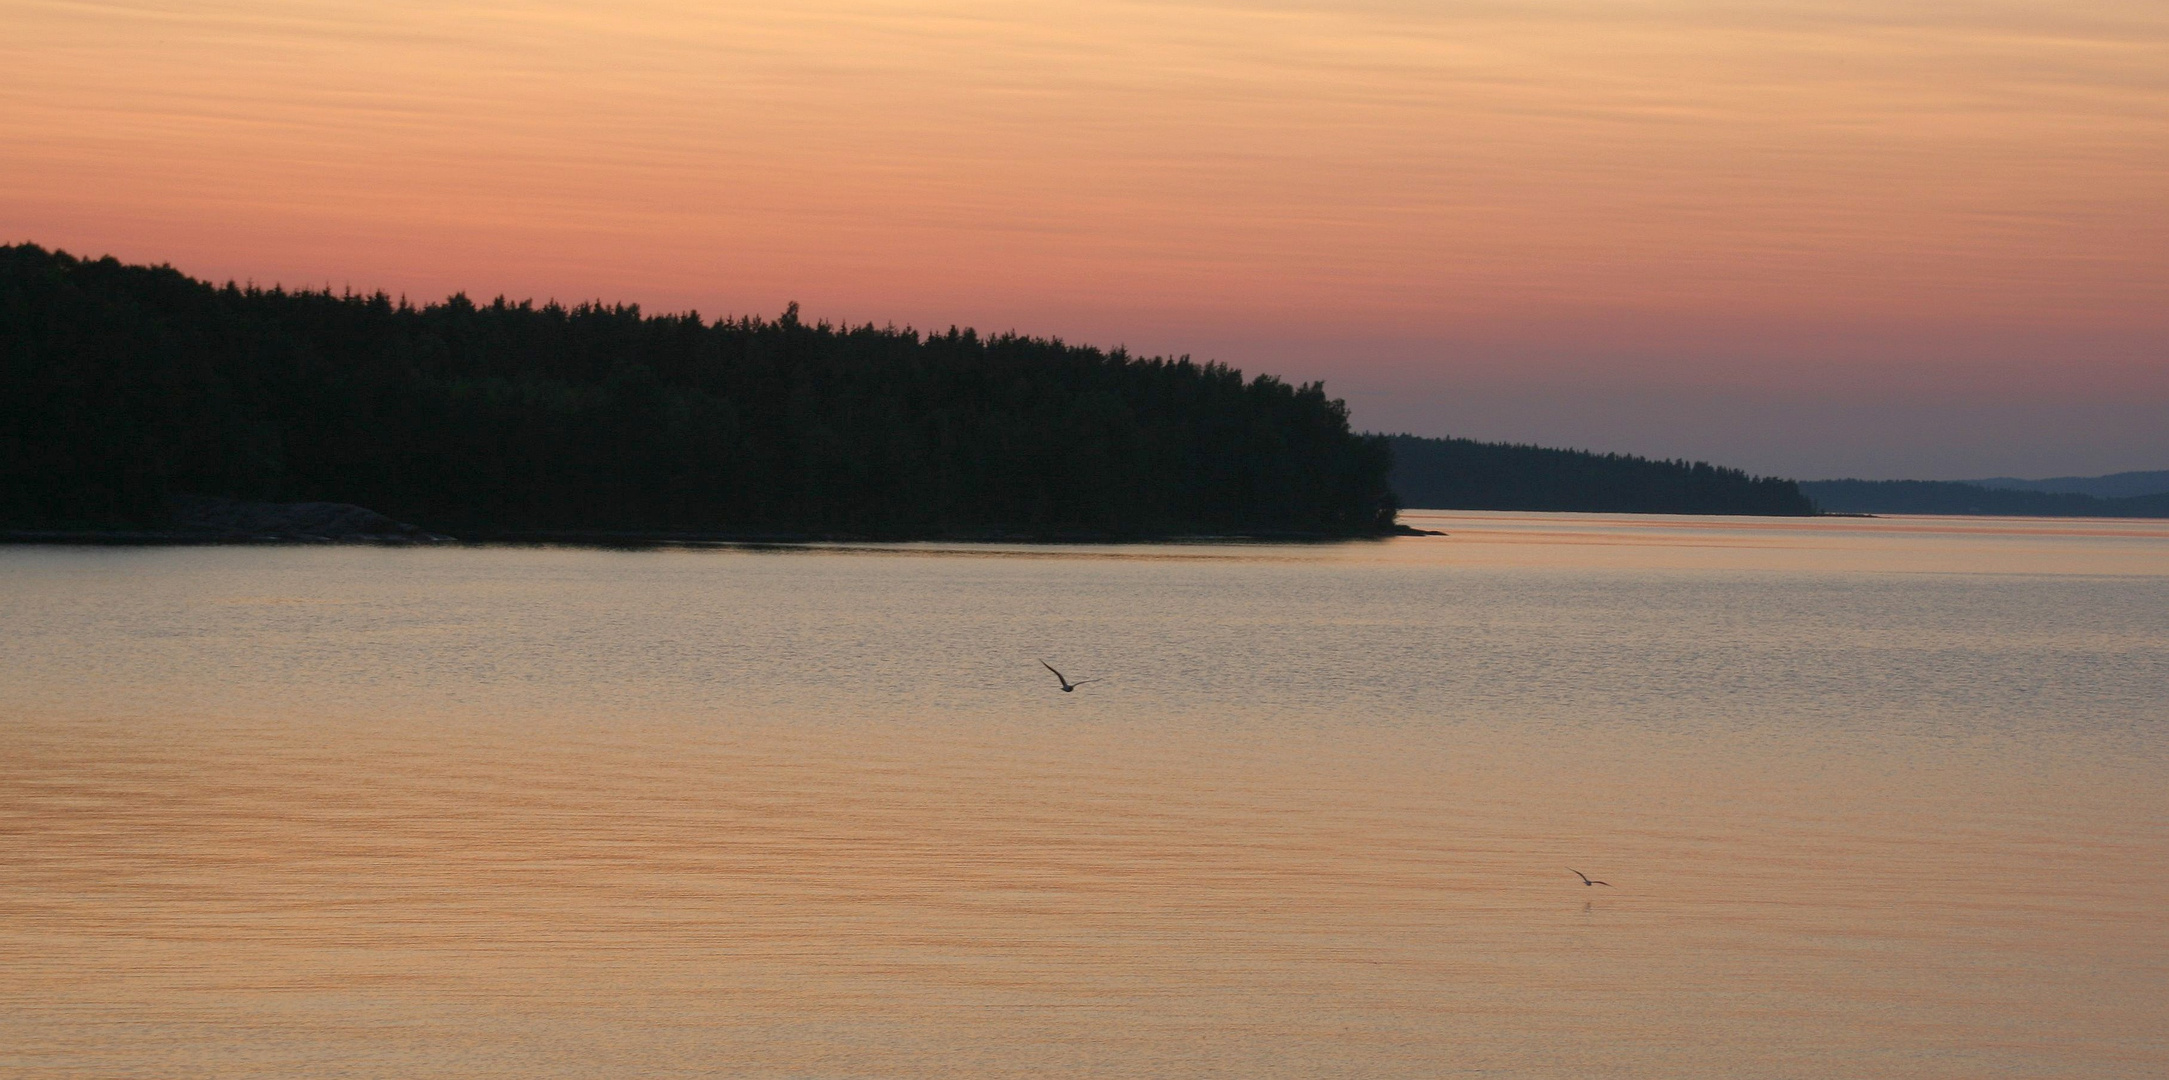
[1386,434,1814,516]
[2,245,1395,540]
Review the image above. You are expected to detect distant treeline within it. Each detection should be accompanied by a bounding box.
[1966,470,2169,500]
[1386,434,1814,516]
[1,245,1394,537]
[1799,480,2169,518]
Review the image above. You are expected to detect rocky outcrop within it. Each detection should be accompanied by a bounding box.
[166,495,452,543]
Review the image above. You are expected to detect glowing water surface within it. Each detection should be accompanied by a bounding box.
[3,512,2164,1078]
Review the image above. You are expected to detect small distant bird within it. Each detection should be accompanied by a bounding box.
[1040,660,1097,693]
[1569,868,1612,887]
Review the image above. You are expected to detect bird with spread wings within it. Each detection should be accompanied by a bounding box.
[1040,660,1097,693]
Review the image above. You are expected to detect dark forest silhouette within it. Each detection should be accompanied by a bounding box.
[1386,434,1814,516]
[1,245,1396,538]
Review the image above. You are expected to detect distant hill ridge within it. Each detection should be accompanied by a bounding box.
[1963,470,2169,500]
[1799,479,2169,518]
[1384,434,1813,516]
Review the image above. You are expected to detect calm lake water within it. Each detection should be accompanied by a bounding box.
[3,511,2165,1078]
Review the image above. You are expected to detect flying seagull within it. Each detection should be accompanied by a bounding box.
[1040,660,1097,693]
[1569,868,1612,887]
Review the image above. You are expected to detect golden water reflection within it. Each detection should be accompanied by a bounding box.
[3,518,2164,1077]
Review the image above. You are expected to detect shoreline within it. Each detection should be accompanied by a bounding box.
[0,523,1442,548]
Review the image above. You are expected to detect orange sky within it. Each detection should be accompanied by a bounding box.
[5,1,2165,477]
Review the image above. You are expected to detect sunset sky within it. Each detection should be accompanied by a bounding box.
[6,0,2164,479]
